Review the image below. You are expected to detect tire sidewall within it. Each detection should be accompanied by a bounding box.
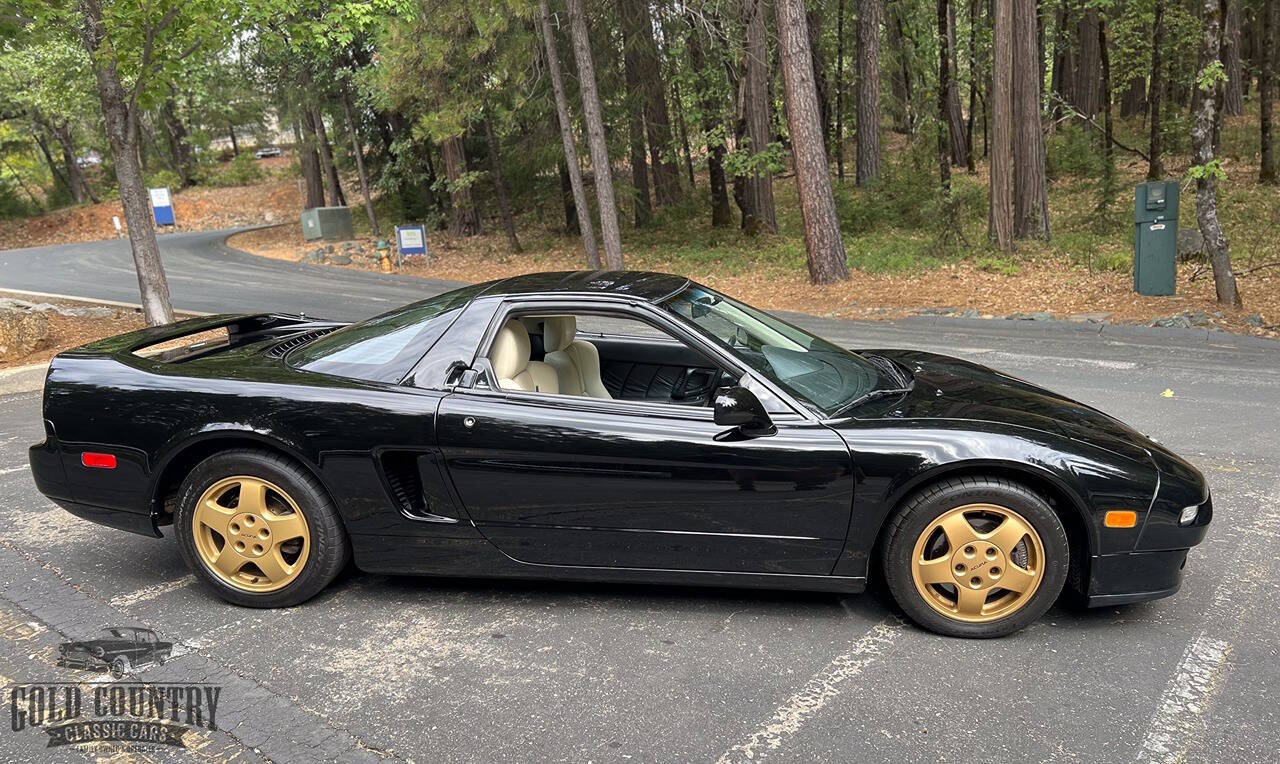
[882,479,1070,638]
[175,450,346,608]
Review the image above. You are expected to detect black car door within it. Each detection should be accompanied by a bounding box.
[435,391,855,575]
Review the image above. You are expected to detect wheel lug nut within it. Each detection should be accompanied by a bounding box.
[970,576,982,587]
[963,546,975,556]
[954,563,965,573]
[989,567,1001,577]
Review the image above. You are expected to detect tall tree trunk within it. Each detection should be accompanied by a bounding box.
[1193,0,1241,307]
[559,161,579,234]
[442,135,480,236]
[945,0,969,166]
[1262,0,1276,183]
[673,79,696,187]
[76,0,174,326]
[1012,0,1049,239]
[539,0,600,266]
[937,0,954,204]
[34,129,75,201]
[835,0,847,179]
[295,115,326,209]
[739,0,778,232]
[807,8,832,155]
[228,124,238,154]
[857,0,883,186]
[989,0,1014,251]
[778,0,849,283]
[620,0,654,227]
[1147,0,1165,179]
[621,0,680,205]
[1050,0,1072,117]
[312,108,346,207]
[341,92,379,238]
[1223,0,1244,115]
[887,4,914,133]
[687,14,733,226]
[1073,9,1102,118]
[1119,76,1147,117]
[966,0,980,172]
[51,122,98,203]
[567,0,625,269]
[1098,14,1116,206]
[482,104,522,253]
[161,91,195,187]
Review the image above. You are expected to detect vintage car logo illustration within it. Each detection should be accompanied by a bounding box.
[56,627,174,679]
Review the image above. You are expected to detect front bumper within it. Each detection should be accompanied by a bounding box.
[1085,548,1190,606]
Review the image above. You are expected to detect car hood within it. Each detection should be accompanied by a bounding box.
[861,349,1159,464]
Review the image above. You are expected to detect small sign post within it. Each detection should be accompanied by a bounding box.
[394,224,428,269]
[148,187,175,227]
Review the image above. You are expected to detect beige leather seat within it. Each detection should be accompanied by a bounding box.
[542,316,611,399]
[489,320,558,393]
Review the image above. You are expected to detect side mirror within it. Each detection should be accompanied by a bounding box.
[713,386,776,437]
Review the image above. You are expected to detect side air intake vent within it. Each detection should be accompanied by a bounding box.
[379,452,429,517]
[266,327,338,359]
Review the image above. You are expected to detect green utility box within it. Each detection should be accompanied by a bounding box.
[1133,181,1179,296]
[300,206,354,242]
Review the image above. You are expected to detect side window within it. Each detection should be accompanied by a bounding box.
[491,311,729,407]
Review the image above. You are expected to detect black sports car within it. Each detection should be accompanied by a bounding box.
[29,272,1210,637]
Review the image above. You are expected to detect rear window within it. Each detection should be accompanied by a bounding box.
[289,285,482,383]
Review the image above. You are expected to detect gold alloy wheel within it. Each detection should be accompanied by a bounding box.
[910,503,1045,623]
[192,476,310,593]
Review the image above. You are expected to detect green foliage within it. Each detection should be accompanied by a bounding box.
[1046,124,1105,179]
[1186,159,1227,183]
[723,137,787,180]
[1195,61,1226,93]
[144,169,182,190]
[206,152,265,187]
[974,255,1021,276]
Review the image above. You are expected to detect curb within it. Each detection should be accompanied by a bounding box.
[0,362,47,396]
[895,314,1280,350]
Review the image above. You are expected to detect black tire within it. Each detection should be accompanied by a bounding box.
[880,476,1069,638]
[110,657,129,679]
[175,449,349,608]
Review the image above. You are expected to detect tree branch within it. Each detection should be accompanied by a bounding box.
[1049,94,1150,161]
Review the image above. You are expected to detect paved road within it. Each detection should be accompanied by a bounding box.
[0,231,1277,762]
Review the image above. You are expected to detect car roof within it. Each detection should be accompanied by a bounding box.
[475,271,691,303]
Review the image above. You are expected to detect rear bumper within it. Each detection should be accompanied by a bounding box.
[29,437,162,539]
[1085,548,1189,607]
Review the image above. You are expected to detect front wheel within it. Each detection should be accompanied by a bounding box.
[880,476,1069,638]
[175,449,349,608]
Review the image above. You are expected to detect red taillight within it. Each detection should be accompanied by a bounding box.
[80,452,117,469]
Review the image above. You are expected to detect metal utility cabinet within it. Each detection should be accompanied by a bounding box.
[1133,181,1179,296]
[301,206,355,242]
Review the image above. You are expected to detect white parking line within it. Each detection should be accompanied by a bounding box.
[107,575,195,609]
[1138,636,1232,763]
[717,617,904,763]
[0,465,28,476]
[1136,478,1280,762]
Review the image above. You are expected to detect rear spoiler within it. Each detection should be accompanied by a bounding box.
[63,313,346,359]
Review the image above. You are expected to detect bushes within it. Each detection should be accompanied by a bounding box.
[1046,124,1104,180]
[204,152,264,187]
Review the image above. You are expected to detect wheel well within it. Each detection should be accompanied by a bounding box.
[874,465,1093,596]
[150,437,321,525]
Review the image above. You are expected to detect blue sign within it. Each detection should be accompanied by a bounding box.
[149,187,175,226]
[395,225,427,257]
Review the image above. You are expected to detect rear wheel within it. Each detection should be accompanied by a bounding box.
[880,476,1069,638]
[175,449,348,608]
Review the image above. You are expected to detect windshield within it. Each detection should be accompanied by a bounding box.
[289,285,483,383]
[661,285,884,416]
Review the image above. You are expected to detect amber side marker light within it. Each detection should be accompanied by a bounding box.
[81,452,117,469]
[1104,510,1138,528]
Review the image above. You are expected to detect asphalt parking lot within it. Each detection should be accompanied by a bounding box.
[1,232,1278,761]
[1,314,1277,762]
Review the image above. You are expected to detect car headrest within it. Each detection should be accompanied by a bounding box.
[490,320,531,380]
[542,315,577,353]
